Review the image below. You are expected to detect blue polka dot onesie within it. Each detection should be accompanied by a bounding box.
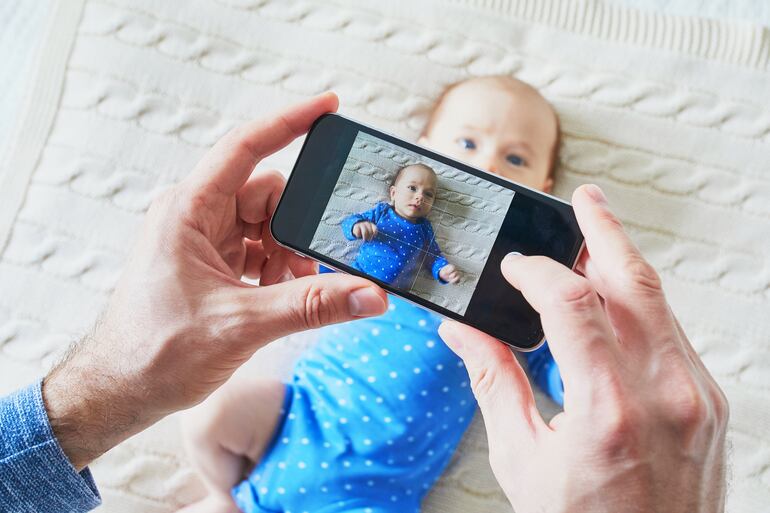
[231,296,477,513]
[341,202,449,288]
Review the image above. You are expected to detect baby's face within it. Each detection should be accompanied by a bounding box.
[389,165,437,221]
[420,79,557,193]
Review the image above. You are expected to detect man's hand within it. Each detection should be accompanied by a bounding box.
[439,184,728,513]
[42,93,388,470]
[352,221,378,241]
[439,264,460,284]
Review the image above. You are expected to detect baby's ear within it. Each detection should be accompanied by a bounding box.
[389,185,396,200]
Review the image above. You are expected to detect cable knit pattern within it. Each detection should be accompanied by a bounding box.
[1,0,769,511]
[310,132,512,313]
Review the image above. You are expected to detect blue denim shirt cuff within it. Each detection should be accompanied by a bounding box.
[0,380,102,512]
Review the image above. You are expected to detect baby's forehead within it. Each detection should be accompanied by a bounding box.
[398,164,436,183]
[430,77,555,129]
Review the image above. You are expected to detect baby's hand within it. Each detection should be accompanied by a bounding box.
[439,264,460,284]
[352,221,378,241]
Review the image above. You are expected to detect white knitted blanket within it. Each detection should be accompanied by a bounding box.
[1,0,768,511]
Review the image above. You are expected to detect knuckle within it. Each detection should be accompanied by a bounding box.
[551,275,598,312]
[297,284,338,329]
[588,372,641,457]
[621,256,663,295]
[670,382,711,431]
[468,353,515,404]
[596,205,625,232]
[470,366,497,400]
[228,125,256,155]
[596,403,640,458]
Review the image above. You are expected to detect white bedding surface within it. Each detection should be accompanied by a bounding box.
[0,0,51,166]
[620,0,770,26]
[1,1,769,512]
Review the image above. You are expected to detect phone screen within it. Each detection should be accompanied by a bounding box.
[272,114,583,349]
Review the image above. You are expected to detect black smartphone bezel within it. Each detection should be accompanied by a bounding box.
[270,113,584,350]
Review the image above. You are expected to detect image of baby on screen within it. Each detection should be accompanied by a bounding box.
[341,163,460,289]
[309,130,515,316]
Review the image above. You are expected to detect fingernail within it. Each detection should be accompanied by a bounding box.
[585,184,608,206]
[504,251,523,261]
[348,287,386,317]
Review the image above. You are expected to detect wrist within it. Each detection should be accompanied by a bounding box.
[42,332,150,470]
[43,363,102,470]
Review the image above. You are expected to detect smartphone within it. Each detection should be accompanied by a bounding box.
[271,113,584,350]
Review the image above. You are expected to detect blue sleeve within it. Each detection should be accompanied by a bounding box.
[0,381,102,513]
[425,225,449,282]
[340,202,388,240]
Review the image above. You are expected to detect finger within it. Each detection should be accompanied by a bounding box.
[572,185,672,329]
[287,253,318,278]
[233,274,388,347]
[260,250,290,286]
[237,170,285,226]
[438,320,543,448]
[243,222,263,242]
[186,92,339,196]
[500,253,618,399]
[260,216,282,255]
[574,247,610,299]
[243,239,267,279]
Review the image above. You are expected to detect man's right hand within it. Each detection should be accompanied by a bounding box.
[42,93,388,472]
[439,184,728,513]
[352,221,378,241]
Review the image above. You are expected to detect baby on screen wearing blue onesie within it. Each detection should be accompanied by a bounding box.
[179,76,563,513]
[342,163,460,288]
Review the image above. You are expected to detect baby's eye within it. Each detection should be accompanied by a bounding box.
[425,191,435,198]
[457,137,476,150]
[408,185,417,191]
[506,154,526,167]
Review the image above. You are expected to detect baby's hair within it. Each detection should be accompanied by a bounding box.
[420,75,561,180]
[389,163,437,187]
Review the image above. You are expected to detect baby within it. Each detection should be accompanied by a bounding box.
[342,163,459,288]
[180,75,562,513]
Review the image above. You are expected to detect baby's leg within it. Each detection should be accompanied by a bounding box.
[178,376,286,513]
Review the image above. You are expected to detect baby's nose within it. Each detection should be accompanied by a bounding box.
[483,159,498,174]
[472,154,497,174]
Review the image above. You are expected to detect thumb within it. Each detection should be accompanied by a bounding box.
[234,273,388,345]
[438,321,544,445]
